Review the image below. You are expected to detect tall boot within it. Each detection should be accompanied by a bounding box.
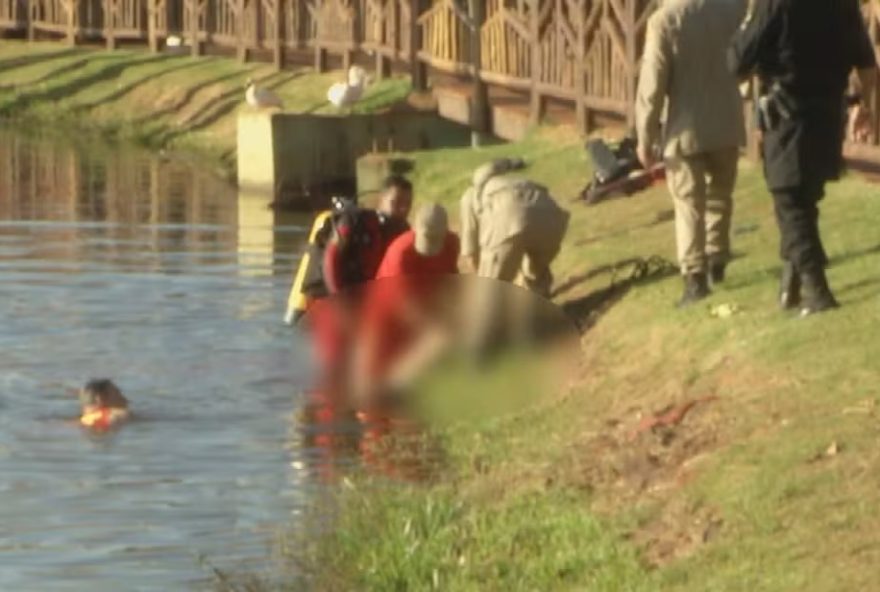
[799,267,839,317]
[677,272,711,308]
[779,260,801,310]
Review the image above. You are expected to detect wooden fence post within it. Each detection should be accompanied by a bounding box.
[190,0,201,56]
[237,0,247,61]
[27,0,34,41]
[274,0,284,69]
[373,0,392,80]
[574,0,588,133]
[250,0,259,60]
[148,0,158,52]
[65,0,76,45]
[105,0,116,49]
[314,46,327,71]
[409,0,426,91]
[625,0,637,129]
[529,0,542,125]
[314,0,326,71]
[468,0,489,144]
[375,51,389,79]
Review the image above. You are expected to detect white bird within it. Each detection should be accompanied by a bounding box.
[245,79,284,110]
[166,35,183,48]
[327,65,369,111]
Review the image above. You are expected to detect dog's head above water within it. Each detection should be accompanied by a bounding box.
[79,379,130,430]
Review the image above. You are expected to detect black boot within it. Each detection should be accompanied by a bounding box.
[677,273,711,308]
[779,260,801,310]
[799,268,839,317]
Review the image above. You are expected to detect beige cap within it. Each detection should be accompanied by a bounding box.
[413,203,448,256]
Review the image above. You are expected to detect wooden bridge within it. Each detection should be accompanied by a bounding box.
[2,0,880,156]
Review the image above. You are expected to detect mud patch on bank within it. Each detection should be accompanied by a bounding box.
[557,393,730,566]
[629,497,724,567]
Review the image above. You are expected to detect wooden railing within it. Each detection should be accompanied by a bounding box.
[6,0,880,149]
[0,0,26,30]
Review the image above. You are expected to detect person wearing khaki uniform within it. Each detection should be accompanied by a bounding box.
[635,0,746,306]
[460,158,570,297]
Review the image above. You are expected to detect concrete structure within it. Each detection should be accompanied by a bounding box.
[237,110,471,209]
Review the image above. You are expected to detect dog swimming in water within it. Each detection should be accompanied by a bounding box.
[79,379,130,430]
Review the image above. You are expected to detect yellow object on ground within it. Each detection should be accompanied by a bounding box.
[710,302,741,319]
[284,210,333,325]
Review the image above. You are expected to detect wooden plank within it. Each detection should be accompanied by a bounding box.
[480,68,532,89]
[315,38,355,49]
[417,51,473,74]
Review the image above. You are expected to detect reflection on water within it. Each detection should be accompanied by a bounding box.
[0,128,367,589]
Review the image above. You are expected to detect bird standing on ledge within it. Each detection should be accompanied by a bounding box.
[327,65,369,112]
[245,79,284,110]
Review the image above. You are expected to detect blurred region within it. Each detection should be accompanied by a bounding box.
[295,274,581,481]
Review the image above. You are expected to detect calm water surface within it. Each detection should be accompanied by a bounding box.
[0,130,349,590]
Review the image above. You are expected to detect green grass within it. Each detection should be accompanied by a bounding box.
[0,41,410,178]
[298,485,652,592]
[289,127,880,592]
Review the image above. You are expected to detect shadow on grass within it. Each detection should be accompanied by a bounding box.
[73,57,206,111]
[573,209,674,247]
[0,48,81,74]
[353,86,404,112]
[181,71,300,133]
[0,53,176,114]
[558,256,678,332]
[151,71,300,147]
[838,275,880,297]
[829,241,880,266]
[0,54,117,90]
[130,67,255,130]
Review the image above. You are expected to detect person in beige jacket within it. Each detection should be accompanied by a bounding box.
[460,158,570,297]
[636,0,746,306]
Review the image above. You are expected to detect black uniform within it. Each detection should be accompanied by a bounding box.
[729,0,875,276]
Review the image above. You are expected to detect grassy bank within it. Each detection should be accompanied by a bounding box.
[5,40,879,590]
[290,127,880,591]
[0,41,410,179]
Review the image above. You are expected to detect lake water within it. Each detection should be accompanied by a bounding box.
[0,129,352,590]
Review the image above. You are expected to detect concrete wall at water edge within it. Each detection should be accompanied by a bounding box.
[237,110,471,208]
